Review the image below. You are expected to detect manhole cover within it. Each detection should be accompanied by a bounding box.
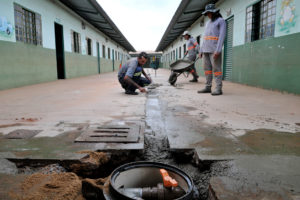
[5,129,42,139]
[75,125,141,143]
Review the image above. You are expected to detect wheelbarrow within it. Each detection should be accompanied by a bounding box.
[168,56,199,85]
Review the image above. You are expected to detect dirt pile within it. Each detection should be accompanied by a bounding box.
[82,177,108,200]
[70,151,110,176]
[13,172,84,200]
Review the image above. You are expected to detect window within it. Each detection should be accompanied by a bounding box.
[102,45,105,58]
[108,47,111,59]
[173,50,175,60]
[196,35,201,45]
[14,3,42,45]
[245,0,276,42]
[86,37,92,55]
[179,47,182,59]
[118,52,120,60]
[115,51,117,60]
[183,44,186,54]
[71,31,81,53]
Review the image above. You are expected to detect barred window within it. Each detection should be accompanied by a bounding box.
[260,0,276,39]
[108,47,111,59]
[183,44,186,54]
[245,0,276,42]
[71,31,81,53]
[14,3,42,45]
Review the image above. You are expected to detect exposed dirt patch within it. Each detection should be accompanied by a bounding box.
[70,151,110,176]
[82,177,108,200]
[12,172,84,200]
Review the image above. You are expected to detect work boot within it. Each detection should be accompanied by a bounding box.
[189,78,198,82]
[211,88,223,96]
[125,90,138,95]
[189,75,199,82]
[197,86,211,93]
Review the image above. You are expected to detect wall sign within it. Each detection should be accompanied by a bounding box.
[278,0,297,33]
[0,16,13,37]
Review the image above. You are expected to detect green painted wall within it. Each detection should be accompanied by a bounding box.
[65,52,98,79]
[0,40,117,90]
[100,58,113,73]
[194,59,204,77]
[0,41,57,90]
[115,60,121,71]
[232,32,300,94]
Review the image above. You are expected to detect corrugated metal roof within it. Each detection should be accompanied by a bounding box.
[156,0,217,51]
[58,0,135,52]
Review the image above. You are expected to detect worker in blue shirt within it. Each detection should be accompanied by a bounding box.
[198,4,226,96]
[118,52,152,95]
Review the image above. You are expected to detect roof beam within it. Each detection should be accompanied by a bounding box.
[97,26,113,30]
[73,8,98,14]
[89,19,107,24]
[183,9,204,15]
[177,19,194,24]
[172,26,188,30]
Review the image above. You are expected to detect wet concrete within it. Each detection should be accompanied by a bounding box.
[0,131,87,160]
[209,155,300,200]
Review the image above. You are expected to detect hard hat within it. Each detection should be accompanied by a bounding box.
[182,31,190,36]
[202,4,220,15]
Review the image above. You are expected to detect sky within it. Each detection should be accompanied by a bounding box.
[96,0,181,51]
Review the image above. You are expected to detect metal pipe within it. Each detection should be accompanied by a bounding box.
[119,183,186,200]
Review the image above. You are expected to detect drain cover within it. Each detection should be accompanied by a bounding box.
[5,129,42,139]
[75,125,140,143]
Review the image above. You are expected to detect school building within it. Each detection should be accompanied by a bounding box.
[157,0,300,94]
[0,0,135,90]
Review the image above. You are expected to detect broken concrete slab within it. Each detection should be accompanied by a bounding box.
[5,129,42,139]
[0,159,18,174]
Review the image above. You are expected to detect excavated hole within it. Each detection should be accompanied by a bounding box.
[8,134,230,200]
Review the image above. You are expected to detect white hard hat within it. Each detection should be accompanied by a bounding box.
[182,31,190,36]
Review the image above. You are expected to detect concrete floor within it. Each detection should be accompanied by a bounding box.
[0,69,300,199]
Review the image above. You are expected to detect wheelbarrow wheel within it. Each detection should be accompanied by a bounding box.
[169,72,177,85]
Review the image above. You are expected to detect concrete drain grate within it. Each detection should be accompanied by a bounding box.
[5,129,42,139]
[75,125,141,143]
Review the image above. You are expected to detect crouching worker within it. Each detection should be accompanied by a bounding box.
[118,52,152,95]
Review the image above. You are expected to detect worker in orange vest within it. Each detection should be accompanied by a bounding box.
[182,31,199,82]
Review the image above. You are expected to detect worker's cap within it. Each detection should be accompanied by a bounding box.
[202,4,220,15]
[182,31,190,36]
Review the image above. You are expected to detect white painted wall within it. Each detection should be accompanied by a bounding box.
[0,0,130,60]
